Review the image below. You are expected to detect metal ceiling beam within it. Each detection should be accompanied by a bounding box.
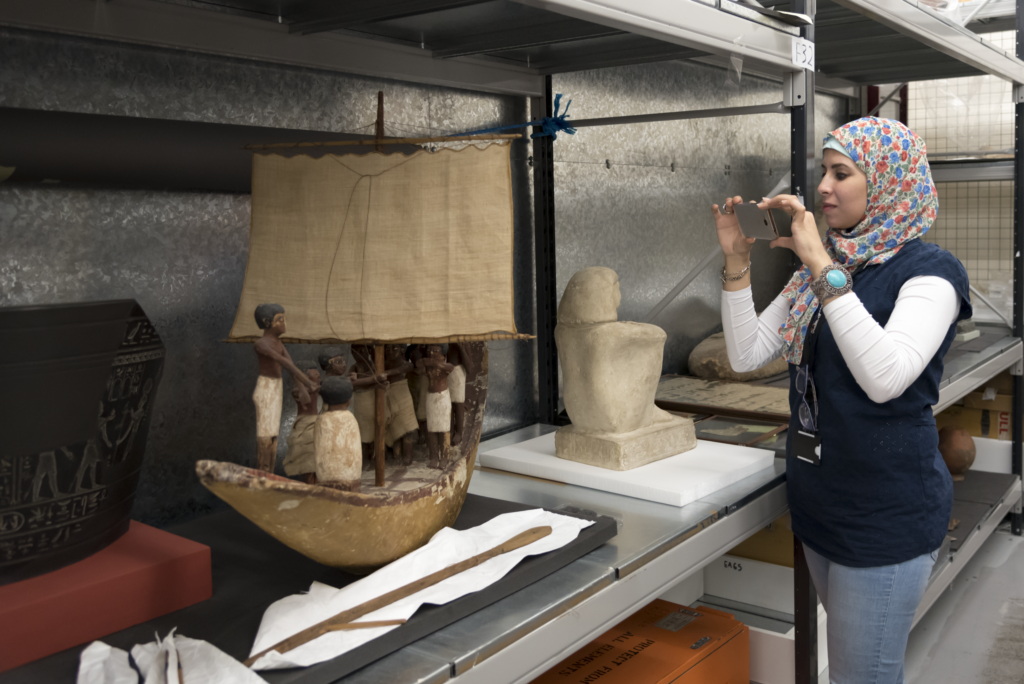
[825,63,982,83]
[818,48,947,71]
[288,0,491,35]
[0,0,545,97]
[510,0,800,72]
[536,45,705,74]
[432,20,623,58]
[830,0,1024,83]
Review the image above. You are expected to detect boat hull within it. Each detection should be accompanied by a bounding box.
[197,342,488,573]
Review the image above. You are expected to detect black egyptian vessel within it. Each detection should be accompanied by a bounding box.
[0,300,164,585]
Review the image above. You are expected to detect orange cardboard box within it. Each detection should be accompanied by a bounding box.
[935,404,1011,441]
[962,390,1014,414]
[532,600,748,684]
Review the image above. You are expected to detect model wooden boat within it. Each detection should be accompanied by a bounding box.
[197,342,489,573]
[198,97,528,573]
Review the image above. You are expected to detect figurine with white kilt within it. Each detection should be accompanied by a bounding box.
[252,303,319,472]
[315,376,361,491]
[384,344,418,466]
[419,344,455,469]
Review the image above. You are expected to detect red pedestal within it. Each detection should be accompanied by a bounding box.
[0,521,212,673]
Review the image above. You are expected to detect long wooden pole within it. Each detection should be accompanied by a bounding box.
[244,133,522,150]
[374,90,385,153]
[374,343,386,487]
[372,93,387,487]
[243,526,553,666]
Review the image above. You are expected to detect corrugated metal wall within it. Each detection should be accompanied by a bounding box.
[0,27,847,526]
[554,64,846,378]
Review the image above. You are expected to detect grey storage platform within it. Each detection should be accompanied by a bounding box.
[2,493,616,684]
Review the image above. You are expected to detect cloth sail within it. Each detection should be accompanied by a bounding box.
[228,143,527,343]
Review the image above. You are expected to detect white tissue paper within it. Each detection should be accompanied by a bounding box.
[249,508,594,670]
[77,641,136,684]
[78,631,265,684]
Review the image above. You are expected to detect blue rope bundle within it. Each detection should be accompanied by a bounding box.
[452,93,576,140]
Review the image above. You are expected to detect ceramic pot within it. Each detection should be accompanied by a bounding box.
[938,426,976,481]
[0,301,164,585]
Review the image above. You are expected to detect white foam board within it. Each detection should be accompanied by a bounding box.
[479,432,774,507]
[972,436,1012,474]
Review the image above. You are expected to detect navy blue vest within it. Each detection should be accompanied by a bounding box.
[786,239,972,567]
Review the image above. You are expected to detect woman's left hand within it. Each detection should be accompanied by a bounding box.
[760,195,832,277]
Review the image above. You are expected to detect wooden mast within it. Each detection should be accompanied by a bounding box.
[373,91,387,487]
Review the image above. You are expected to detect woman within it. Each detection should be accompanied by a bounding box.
[712,117,971,683]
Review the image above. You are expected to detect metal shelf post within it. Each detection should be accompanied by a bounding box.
[1013,0,1024,536]
[532,76,560,425]
[791,3,819,681]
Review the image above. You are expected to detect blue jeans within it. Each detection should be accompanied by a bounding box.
[802,543,938,684]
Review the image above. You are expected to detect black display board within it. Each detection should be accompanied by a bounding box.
[4,494,616,683]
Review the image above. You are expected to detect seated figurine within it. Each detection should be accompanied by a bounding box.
[282,367,321,484]
[315,376,361,491]
[554,267,695,470]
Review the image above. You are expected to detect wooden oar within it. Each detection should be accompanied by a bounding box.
[327,618,407,630]
[244,526,553,666]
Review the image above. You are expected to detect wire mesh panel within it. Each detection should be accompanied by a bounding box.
[909,31,1015,156]
[908,30,1015,321]
[926,181,1014,290]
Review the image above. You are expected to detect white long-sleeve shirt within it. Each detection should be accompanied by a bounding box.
[720,277,960,404]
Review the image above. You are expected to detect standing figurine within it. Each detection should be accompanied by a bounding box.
[315,377,361,492]
[384,344,418,466]
[350,344,387,470]
[408,345,429,444]
[252,304,319,473]
[446,344,467,447]
[420,344,455,469]
[282,367,321,484]
[349,344,410,470]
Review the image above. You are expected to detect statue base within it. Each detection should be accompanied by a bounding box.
[555,415,697,471]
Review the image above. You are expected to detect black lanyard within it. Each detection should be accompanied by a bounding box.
[796,306,824,434]
[803,306,824,373]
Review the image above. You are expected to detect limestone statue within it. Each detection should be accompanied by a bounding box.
[555,267,696,470]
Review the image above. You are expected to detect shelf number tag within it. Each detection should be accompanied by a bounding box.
[792,37,814,70]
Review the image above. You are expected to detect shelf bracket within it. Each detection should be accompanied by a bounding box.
[1011,359,1024,376]
[784,70,808,108]
[1013,84,1024,104]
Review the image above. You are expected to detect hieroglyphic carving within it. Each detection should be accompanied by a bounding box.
[1,306,164,583]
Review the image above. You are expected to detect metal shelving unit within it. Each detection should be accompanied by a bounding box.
[810,0,1024,520]
[806,2,1024,682]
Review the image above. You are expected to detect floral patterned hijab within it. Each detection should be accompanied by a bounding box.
[778,117,937,365]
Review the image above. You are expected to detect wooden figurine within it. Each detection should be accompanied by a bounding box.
[408,345,429,444]
[419,343,455,469]
[282,368,322,484]
[384,344,418,466]
[446,344,467,447]
[350,344,387,471]
[315,377,361,492]
[318,346,348,380]
[253,303,319,472]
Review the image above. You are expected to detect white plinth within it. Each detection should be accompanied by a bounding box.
[479,432,774,507]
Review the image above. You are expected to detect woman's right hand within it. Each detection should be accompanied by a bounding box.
[712,195,755,258]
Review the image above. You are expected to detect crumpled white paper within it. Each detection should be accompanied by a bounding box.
[77,641,136,684]
[77,631,265,684]
[250,508,594,670]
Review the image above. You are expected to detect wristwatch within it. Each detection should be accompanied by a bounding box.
[810,263,853,300]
